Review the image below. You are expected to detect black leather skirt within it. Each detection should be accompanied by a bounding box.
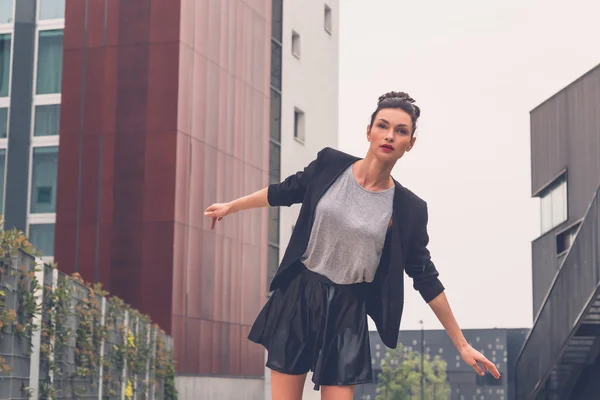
[248,264,372,390]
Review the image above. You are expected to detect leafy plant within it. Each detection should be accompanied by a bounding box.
[0,219,178,399]
[376,345,450,400]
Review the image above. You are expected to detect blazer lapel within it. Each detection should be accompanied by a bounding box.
[390,182,406,267]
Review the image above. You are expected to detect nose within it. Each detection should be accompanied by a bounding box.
[385,128,394,141]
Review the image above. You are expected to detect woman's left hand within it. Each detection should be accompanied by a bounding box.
[460,344,501,379]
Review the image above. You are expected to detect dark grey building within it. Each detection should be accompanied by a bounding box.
[355,328,527,400]
[0,0,64,260]
[515,64,600,399]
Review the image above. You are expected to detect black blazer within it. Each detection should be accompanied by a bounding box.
[267,147,445,348]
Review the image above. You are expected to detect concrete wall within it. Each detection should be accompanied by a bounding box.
[278,0,340,254]
[176,376,264,400]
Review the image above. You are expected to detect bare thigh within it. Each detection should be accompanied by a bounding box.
[320,385,355,400]
[270,369,307,400]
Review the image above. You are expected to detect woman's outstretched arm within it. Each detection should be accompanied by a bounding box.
[204,187,269,229]
[429,292,500,379]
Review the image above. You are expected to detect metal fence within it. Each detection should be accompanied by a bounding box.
[0,249,175,400]
[515,189,600,399]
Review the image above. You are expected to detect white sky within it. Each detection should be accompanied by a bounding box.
[338,0,600,331]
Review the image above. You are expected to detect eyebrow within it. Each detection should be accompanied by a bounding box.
[378,118,408,127]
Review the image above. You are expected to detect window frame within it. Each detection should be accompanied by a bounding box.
[293,107,305,144]
[0,12,12,216]
[27,143,59,215]
[33,25,64,97]
[0,0,14,30]
[37,0,66,24]
[538,172,568,235]
[324,4,333,35]
[555,219,582,257]
[25,219,56,263]
[291,30,301,59]
[27,13,63,258]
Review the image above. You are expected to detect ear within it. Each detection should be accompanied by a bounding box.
[366,124,372,142]
[406,136,417,152]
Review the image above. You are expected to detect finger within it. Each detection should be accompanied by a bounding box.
[484,360,501,378]
[476,356,500,378]
[471,362,485,376]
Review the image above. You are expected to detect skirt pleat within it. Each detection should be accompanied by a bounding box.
[248,265,372,390]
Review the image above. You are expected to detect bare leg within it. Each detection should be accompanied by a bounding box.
[320,385,355,400]
[270,369,307,400]
[321,385,356,400]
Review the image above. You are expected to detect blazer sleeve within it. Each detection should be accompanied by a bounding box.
[405,202,445,303]
[267,147,328,207]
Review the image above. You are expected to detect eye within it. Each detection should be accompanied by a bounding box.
[378,123,386,129]
[396,128,408,135]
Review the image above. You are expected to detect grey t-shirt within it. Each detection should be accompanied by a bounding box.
[301,165,394,284]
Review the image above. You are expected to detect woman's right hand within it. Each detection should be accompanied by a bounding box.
[204,202,236,230]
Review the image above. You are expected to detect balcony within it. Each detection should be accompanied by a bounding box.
[515,188,600,400]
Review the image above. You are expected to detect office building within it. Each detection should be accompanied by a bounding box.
[515,63,600,399]
[355,328,527,400]
[1,0,64,261]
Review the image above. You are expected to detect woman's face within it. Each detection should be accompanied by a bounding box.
[367,108,416,162]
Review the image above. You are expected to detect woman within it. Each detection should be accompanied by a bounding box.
[204,92,500,400]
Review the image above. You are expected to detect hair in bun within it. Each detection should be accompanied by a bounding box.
[370,91,421,135]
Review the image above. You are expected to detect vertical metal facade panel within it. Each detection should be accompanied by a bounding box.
[4,0,37,232]
[531,65,600,220]
[173,0,271,376]
[522,63,600,399]
[55,0,181,333]
[531,234,557,317]
[56,0,271,378]
[529,65,600,323]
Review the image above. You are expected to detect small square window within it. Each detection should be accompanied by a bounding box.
[0,107,7,138]
[294,108,305,143]
[37,186,52,204]
[291,31,300,58]
[324,5,332,34]
[556,222,580,255]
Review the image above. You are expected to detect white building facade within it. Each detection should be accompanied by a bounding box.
[266,0,340,399]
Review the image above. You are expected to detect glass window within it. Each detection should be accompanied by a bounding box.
[268,207,279,244]
[324,5,333,34]
[0,107,7,138]
[540,177,568,234]
[271,0,282,42]
[30,146,58,213]
[28,223,55,256]
[0,33,11,97]
[0,0,12,24]
[270,89,281,142]
[291,31,300,58]
[39,0,65,20]
[0,148,5,214]
[34,104,60,136]
[36,30,64,95]
[269,141,280,184]
[267,243,279,286]
[294,108,305,143]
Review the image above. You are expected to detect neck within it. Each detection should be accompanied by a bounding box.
[353,151,396,191]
